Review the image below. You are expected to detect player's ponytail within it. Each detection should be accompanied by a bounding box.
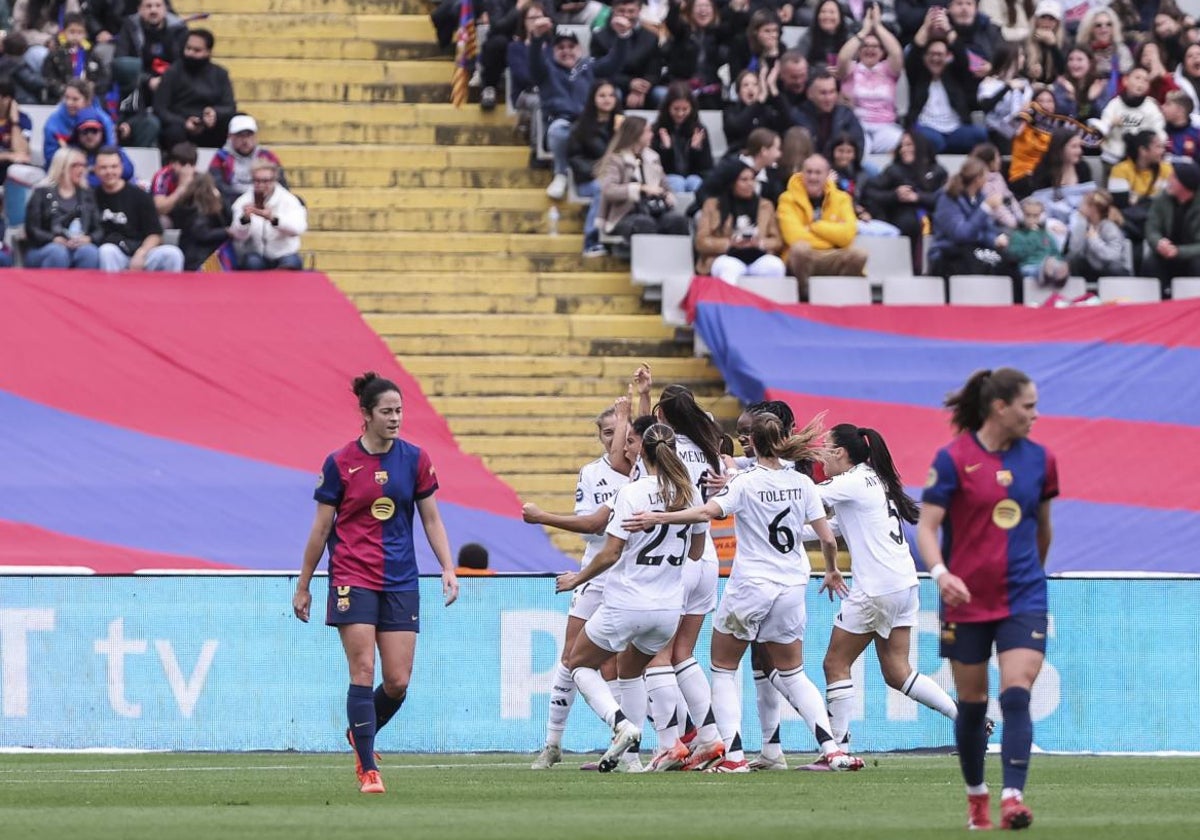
[832,423,920,524]
[642,423,696,512]
[654,384,723,474]
[945,367,1031,432]
[756,411,828,464]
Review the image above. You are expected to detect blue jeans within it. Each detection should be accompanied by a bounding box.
[26,242,101,269]
[576,179,602,247]
[914,123,989,155]
[547,118,573,176]
[98,243,184,272]
[241,252,304,270]
[664,174,704,194]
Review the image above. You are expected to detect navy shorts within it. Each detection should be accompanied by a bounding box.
[325,586,420,632]
[940,612,1048,664]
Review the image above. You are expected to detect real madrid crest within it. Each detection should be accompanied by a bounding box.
[371,497,396,520]
[374,470,389,485]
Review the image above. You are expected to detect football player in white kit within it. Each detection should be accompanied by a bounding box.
[626,412,865,773]
[556,424,707,772]
[817,423,960,758]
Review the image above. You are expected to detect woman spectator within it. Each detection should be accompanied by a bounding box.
[1066,188,1128,280]
[1151,7,1188,75]
[568,80,623,257]
[1108,129,1172,270]
[723,68,787,154]
[1012,129,1095,226]
[977,42,1034,154]
[1052,46,1111,122]
[169,171,233,271]
[1075,6,1132,79]
[835,3,904,155]
[506,3,547,141]
[830,132,900,237]
[650,81,714,195]
[41,78,115,161]
[23,147,102,269]
[727,8,782,81]
[1135,41,1181,105]
[662,0,732,110]
[798,0,850,70]
[596,116,690,249]
[694,162,785,284]
[970,143,1022,229]
[862,129,947,272]
[1024,0,1065,85]
[928,156,1020,281]
[980,0,1035,45]
[477,0,542,113]
[1173,43,1200,118]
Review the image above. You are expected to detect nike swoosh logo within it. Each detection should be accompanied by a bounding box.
[1031,631,1046,639]
[348,466,364,474]
[354,721,371,727]
[965,464,982,473]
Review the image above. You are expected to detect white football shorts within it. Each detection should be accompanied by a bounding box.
[584,605,681,655]
[833,584,919,639]
[568,579,605,620]
[714,577,807,644]
[682,558,718,615]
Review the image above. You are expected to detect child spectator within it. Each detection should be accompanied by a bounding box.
[1006,196,1066,281]
[972,142,1023,228]
[150,140,198,220]
[650,81,713,195]
[1092,67,1166,167]
[1162,90,1200,162]
[1066,188,1128,280]
[42,12,111,106]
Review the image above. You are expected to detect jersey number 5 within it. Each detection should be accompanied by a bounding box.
[886,497,905,546]
[636,524,690,567]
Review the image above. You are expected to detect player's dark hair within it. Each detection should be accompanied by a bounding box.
[745,399,795,434]
[945,367,1033,432]
[641,424,695,512]
[752,411,827,464]
[654,384,722,473]
[719,433,736,457]
[457,543,489,570]
[188,28,216,50]
[829,423,919,523]
[631,414,657,436]
[352,371,402,413]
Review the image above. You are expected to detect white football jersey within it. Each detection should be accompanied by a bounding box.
[818,463,918,597]
[574,455,630,567]
[674,433,720,563]
[711,464,825,586]
[603,476,704,611]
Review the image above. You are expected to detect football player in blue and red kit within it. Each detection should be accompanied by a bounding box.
[293,372,459,794]
[917,367,1058,831]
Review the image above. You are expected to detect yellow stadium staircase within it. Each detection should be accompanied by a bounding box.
[190,0,733,556]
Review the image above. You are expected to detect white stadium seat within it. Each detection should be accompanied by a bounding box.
[1171,277,1200,300]
[1097,276,1162,303]
[808,275,872,305]
[948,274,1015,305]
[882,274,946,304]
[1023,275,1087,306]
[630,234,693,287]
[738,274,799,305]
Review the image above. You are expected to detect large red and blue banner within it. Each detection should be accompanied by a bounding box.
[685,276,1200,574]
[0,271,569,573]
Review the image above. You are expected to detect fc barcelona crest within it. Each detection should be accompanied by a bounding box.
[374,470,389,485]
[996,470,1013,487]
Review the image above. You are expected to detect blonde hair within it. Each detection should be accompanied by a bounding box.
[751,411,828,464]
[40,146,85,189]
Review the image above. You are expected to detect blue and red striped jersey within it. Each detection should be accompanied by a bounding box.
[314,438,438,591]
[923,432,1059,622]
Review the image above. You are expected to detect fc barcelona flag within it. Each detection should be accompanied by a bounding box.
[450,0,477,108]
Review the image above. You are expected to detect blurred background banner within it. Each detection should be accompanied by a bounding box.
[0,576,1195,753]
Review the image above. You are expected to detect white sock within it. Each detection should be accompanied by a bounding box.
[901,671,959,720]
[617,675,647,744]
[545,663,576,748]
[825,678,855,745]
[571,667,621,729]
[674,658,713,735]
[968,783,989,796]
[644,666,680,749]
[710,665,741,750]
[754,670,783,759]
[607,678,622,706]
[773,666,838,754]
[1002,787,1022,802]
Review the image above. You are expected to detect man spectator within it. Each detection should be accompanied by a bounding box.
[150,140,197,218]
[589,0,662,110]
[209,114,289,209]
[153,28,236,150]
[114,0,188,146]
[94,145,185,271]
[454,543,495,576]
[229,161,307,270]
[72,117,135,188]
[776,50,809,125]
[777,153,867,296]
[0,32,48,104]
[947,0,1004,85]
[905,14,987,154]
[43,12,113,105]
[790,68,866,158]
[530,17,632,200]
[1145,160,1200,290]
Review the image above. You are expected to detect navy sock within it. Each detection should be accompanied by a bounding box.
[955,700,990,788]
[374,684,406,732]
[1000,687,1033,792]
[347,684,377,772]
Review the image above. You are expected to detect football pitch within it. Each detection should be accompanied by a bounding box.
[1,752,1195,839]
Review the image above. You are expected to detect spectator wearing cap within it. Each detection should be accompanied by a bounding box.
[1025,0,1066,85]
[529,13,634,200]
[153,28,237,150]
[72,116,135,189]
[113,0,188,147]
[209,114,289,209]
[229,160,307,271]
[43,79,117,159]
[94,145,185,271]
[1144,160,1200,290]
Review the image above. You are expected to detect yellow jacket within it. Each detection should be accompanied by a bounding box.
[776,173,858,251]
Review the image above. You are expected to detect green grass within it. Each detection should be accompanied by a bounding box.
[0,752,1196,839]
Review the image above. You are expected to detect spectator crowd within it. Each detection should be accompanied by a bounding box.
[460,0,1200,299]
[0,0,306,271]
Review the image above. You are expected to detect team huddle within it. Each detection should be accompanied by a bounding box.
[523,365,1056,831]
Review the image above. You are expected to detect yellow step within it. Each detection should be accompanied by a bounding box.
[506,473,601,494]
[245,102,519,129]
[257,122,523,146]
[446,417,617,437]
[330,270,631,296]
[480,454,589,474]
[305,231,581,254]
[202,14,434,41]
[390,334,594,356]
[310,208,581,235]
[405,355,715,381]
[275,145,530,170]
[303,188,551,212]
[236,78,449,103]
[287,167,550,190]
[212,38,383,60]
[353,293,641,315]
[224,58,451,85]
[456,436,601,458]
[183,0,424,15]
[317,251,593,272]
[419,375,669,398]
[369,314,570,338]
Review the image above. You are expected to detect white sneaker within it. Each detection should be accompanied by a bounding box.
[598,720,641,773]
[615,754,644,773]
[546,173,568,200]
[530,743,562,770]
[747,753,788,771]
[825,750,865,772]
